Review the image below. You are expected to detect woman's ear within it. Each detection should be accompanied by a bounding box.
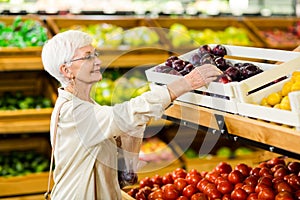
[59,64,72,79]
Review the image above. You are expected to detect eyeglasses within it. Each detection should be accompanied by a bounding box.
[65,50,100,65]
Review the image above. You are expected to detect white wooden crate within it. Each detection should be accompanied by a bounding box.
[145,44,300,113]
[237,76,300,130]
[236,77,300,128]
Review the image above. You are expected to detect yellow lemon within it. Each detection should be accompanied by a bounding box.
[279,96,291,110]
[291,81,300,92]
[267,92,282,106]
[273,104,281,109]
[277,91,282,97]
[291,71,300,82]
[281,81,293,96]
[260,97,269,106]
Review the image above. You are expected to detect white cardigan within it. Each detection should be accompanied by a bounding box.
[49,85,171,200]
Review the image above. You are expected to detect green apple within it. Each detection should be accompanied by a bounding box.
[233,147,253,157]
[216,146,232,158]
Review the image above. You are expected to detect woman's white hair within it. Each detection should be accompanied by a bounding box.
[41,30,93,87]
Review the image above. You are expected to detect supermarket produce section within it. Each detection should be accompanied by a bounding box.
[1,15,300,200]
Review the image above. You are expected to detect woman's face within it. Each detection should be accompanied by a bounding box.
[67,44,102,85]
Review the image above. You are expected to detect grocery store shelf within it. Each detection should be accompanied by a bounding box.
[0,137,52,198]
[0,71,57,134]
[0,57,43,71]
[225,113,300,153]
[164,101,220,130]
[0,51,170,71]
[0,172,52,198]
[164,101,300,157]
[100,50,170,68]
[0,109,52,134]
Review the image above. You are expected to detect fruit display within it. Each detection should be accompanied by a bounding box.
[259,29,300,48]
[0,16,48,47]
[127,157,300,200]
[216,146,254,159]
[92,70,150,105]
[0,150,49,177]
[184,146,254,160]
[259,71,300,111]
[0,91,52,110]
[257,21,300,48]
[155,44,263,83]
[167,23,253,48]
[139,137,176,163]
[59,23,160,48]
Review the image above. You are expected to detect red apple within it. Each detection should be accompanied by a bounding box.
[235,163,251,177]
[258,187,275,200]
[217,179,234,194]
[228,170,245,184]
[215,162,233,174]
[174,178,188,192]
[182,184,198,198]
[231,188,248,200]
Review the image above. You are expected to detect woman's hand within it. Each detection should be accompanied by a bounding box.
[167,64,222,101]
[185,64,223,90]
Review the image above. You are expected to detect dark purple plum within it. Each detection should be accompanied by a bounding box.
[240,63,262,79]
[172,59,185,71]
[118,170,138,188]
[166,55,179,62]
[183,60,191,66]
[226,61,234,68]
[216,74,232,84]
[155,65,181,75]
[199,52,215,65]
[198,44,212,54]
[165,55,179,67]
[190,53,201,66]
[214,56,228,71]
[154,65,172,73]
[234,62,244,69]
[179,69,189,76]
[225,66,240,81]
[184,63,195,72]
[212,44,227,57]
[169,69,183,76]
[165,60,173,67]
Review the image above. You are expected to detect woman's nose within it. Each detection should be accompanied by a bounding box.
[94,57,102,66]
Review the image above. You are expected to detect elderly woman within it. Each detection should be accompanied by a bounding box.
[41,30,222,200]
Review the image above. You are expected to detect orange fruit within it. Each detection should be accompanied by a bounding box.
[266,92,282,106]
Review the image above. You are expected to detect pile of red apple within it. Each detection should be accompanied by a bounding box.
[260,21,300,47]
[126,157,300,200]
[154,44,263,84]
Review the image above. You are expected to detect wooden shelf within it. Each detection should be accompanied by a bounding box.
[0,194,45,200]
[100,50,170,68]
[0,109,52,134]
[0,51,169,71]
[164,101,300,156]
[0,71,57,134]
[0,172,52,197]
[225,113,300,156]
[0,137,53,198]
[0,57,43,71]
